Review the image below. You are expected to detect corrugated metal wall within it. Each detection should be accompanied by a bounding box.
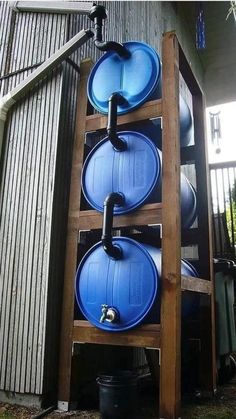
[0,68,62,395]
[0,1,203,401]
[0,3,78,399]
[0,64,79,397]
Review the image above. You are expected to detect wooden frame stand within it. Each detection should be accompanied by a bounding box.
[58,32,216,418]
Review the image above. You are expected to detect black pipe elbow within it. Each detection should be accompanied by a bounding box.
[104,192,124,207]
[107,93,127,151]
[102,192,125,259]
[94,40,131,59]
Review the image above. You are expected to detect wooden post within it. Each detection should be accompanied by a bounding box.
[160,32,181,418]
[179,41,217,397]
[193,92,217,394]
[57,60,92,409]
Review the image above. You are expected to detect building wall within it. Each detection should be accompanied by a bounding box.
[0,1,203,403]
[203,1,236,106]
[179,1,236,106]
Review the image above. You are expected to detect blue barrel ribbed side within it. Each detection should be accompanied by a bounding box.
[75,239,198,332]
[82,131,196,227]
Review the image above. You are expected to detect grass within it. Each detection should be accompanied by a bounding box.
[182,404,236,418]
[0,413,16,419]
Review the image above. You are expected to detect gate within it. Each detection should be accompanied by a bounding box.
[210,161,236,260]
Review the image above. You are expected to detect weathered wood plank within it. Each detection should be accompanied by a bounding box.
[73,321,160,348]
[181,275,212,294]
[58,60,92,403]
[69,203,162,230]
[159,32,181,419]
[85,99,162,132]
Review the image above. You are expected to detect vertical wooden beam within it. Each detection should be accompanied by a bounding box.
[179,40,216,396]
[160,32,181,419]
[193,93,217,394]
[57,60,92,409]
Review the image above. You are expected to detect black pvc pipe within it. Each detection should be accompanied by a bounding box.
[88,4,130,58]
[31,405,56,419]
[102,192,125,259]
[107,93,127,151]
[94,39,130,58]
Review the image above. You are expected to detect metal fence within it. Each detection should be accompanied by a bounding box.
[210,161,236,260]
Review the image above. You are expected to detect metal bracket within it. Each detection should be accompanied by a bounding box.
[57,401,70,412]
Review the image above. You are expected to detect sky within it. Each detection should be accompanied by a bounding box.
[206,101,236,215]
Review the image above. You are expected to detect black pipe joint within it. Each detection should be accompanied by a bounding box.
[107,93,127,151]
[102,192,125,259]
[88,4,130,58]
[89,4,107,42]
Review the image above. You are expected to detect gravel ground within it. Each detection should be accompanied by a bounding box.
[2,379,236,418]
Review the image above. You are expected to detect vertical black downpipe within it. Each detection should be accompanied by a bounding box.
[107,93,127,151]
[88,4,131,58]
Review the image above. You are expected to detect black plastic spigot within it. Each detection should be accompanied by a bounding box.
[88,3,130,58]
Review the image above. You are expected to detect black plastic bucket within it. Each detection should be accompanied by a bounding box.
[97,371,138,419]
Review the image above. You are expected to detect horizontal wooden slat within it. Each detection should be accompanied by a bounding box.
[69,203,162,230]
[85,99,162,132]
[73,320,160,348]
[181,275,212,294]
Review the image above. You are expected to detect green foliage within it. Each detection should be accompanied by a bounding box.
[225,180,236,247]
[226,201,236,244]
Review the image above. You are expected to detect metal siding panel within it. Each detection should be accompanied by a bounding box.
[2,10,68,74]
[0,67,64,394]
[23,77,52,394]
[0,77,30,389]
[10,82,36,393]
[35,71,63,395]
[0,2,14,77]
[42,62,79,397]
[0,4,70,396]
[11,85,40,393]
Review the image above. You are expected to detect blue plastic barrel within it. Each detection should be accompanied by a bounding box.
[75,238,198,332]
[88,41,162,115]
[88,41,193,146]
[125,96,193,148]
[82,131,196,228]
